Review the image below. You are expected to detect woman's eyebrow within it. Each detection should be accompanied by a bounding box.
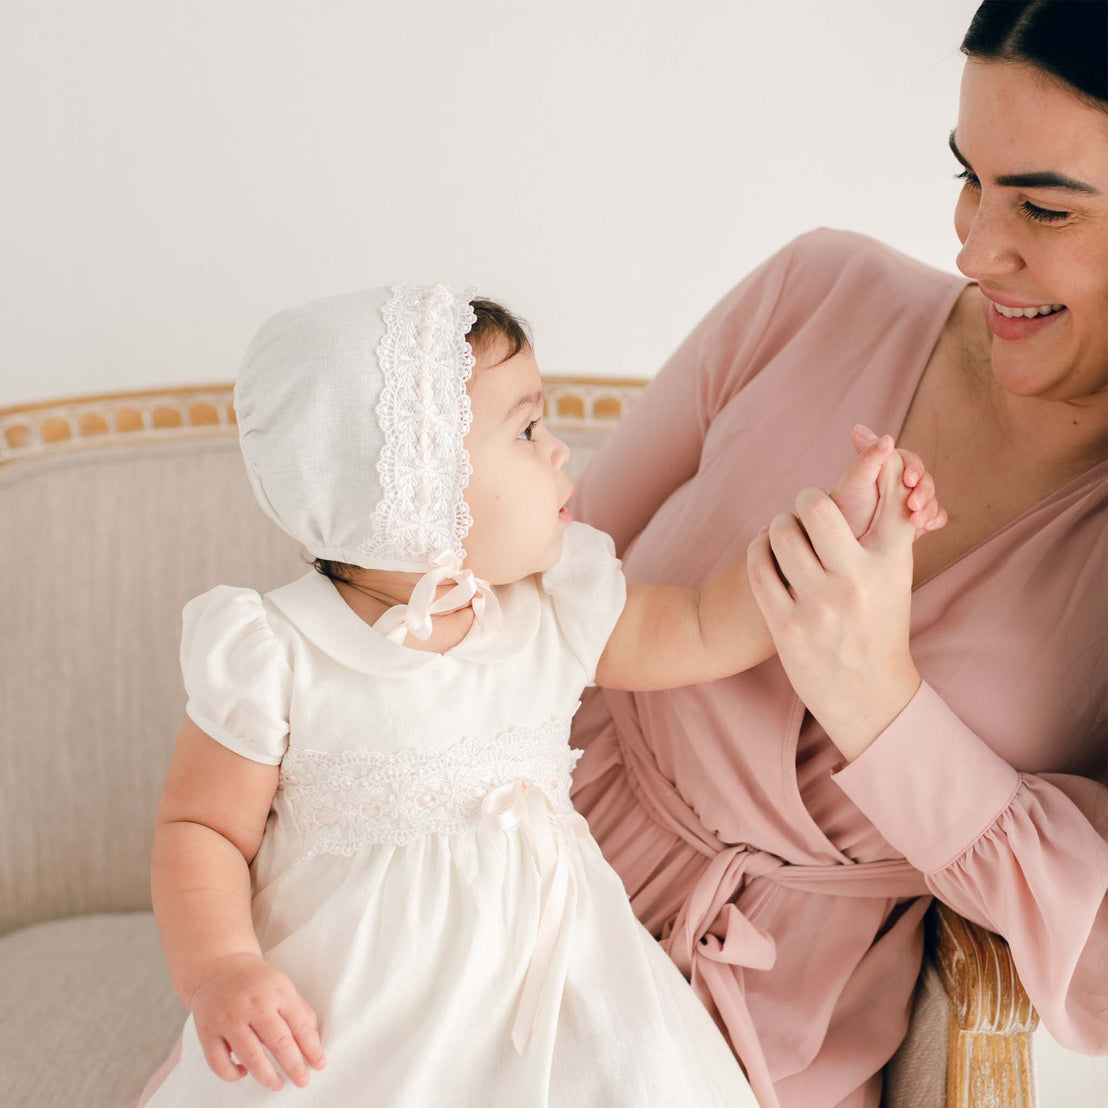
[948,130,1099,194]
[502,390,544,424]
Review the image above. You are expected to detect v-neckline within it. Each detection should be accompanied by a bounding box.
[888,280,1106,596]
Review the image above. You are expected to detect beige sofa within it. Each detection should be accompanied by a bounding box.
[0,381,1038,1107]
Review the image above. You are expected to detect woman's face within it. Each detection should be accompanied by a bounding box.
[952,59,1108,403]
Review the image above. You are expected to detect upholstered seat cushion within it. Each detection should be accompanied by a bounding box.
[0,912,184,1107]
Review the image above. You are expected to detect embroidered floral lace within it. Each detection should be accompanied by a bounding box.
[277,716,582,859]
[364,283,478,565]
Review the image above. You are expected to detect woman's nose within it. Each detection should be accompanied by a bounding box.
[956,202,1022,282]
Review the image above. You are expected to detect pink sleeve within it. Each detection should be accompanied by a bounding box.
[568,234,803,557]
[832,680,1108,1054]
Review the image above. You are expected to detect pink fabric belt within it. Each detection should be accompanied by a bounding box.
[608,698,928,1108]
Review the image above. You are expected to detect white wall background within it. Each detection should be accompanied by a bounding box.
[1,1,1104,1101]
[1,0,982,407]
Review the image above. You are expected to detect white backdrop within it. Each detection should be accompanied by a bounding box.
[1,0,984,407]
[2,1,1104,1102]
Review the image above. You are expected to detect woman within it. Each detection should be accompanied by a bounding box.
[566,3,1107,1106]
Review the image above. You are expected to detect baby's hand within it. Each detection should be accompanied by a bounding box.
[830,424,948,542]
[188,952,327,1093]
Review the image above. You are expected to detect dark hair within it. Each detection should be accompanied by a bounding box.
[961,0,1108,109]
[467,297,532,365]
[310,296,531,587]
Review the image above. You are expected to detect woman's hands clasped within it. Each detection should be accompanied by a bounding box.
[747,433,945,761]
[188,952,327,1092]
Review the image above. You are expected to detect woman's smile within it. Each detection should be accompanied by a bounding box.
[984,297,1068,341]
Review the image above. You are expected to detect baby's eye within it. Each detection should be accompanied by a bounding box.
[517,419,541,443]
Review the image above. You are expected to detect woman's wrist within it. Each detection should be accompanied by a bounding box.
[822,665,923,762]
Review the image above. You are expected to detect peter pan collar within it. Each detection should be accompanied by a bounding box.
[265,570,541,676]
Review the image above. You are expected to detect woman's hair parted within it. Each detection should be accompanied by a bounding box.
[310,297,533,586]
[962,0,1108,110]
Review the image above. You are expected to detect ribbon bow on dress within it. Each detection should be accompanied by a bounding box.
[480,780,589,1053]
[372,548,503,645]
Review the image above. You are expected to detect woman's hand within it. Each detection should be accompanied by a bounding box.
[188,952,327,1092]
[747,448,922,761]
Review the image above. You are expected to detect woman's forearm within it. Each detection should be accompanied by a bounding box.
[151,819,263,1008]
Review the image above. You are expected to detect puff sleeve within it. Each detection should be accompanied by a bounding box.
[179,585,293,765]
[540,522,628,688]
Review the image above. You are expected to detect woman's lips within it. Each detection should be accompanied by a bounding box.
[987,301,1068,341]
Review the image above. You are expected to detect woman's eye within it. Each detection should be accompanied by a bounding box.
[1020,200,1069,224]
[517,418,540,443]
[956,168,1069,223]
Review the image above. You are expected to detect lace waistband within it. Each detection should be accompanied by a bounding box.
[277,716,581,858]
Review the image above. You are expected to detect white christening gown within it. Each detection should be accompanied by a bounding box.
[135,522,758,1107]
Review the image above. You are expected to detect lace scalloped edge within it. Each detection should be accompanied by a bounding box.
[363,284,478,565]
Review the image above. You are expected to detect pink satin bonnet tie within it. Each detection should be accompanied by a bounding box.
[372,547,503,645]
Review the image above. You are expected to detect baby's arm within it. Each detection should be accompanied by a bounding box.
[151,716,326,1091]
[594,433,943,692]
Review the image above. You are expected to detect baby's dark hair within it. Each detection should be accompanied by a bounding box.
[468,297,532,366]
[310,296,532,587]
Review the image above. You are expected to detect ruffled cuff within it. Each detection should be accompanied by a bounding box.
[831,679,1021,874]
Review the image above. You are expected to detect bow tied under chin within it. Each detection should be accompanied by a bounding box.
[372,547,503,645]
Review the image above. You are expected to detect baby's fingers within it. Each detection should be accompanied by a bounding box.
[198,1031,247,1084]
[281,998,328,1074]
[907,471,936,514]
[226,1027,285,1092]
[253,1009,318,1089]
[925,506,948,532]
[846,426,894,485]
[898,449,926,488]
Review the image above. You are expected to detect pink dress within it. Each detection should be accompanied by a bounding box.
[567,228,1108,1108]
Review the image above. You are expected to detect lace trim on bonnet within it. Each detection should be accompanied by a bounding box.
[363,285,501,645]
[365,284,477,565]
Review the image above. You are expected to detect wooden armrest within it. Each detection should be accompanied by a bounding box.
[929,900,1039,1106]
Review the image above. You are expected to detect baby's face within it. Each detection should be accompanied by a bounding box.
[462,337,574,584]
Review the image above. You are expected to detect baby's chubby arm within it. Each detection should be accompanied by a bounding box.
[151,716,327,1092]
[593,430,944,692]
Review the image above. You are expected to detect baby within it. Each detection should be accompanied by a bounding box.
[134,286,943,1106]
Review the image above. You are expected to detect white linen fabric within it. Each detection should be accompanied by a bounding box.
[234,283,501,645]
[143,522,757,1107]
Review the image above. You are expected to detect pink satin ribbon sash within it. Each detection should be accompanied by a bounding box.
[480,780,589,1054]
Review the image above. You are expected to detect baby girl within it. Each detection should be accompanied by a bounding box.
[134,285,943,1106]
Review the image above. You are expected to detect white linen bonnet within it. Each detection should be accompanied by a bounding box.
[234,283,502,646]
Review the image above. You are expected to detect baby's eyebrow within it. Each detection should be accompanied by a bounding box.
[502,390,544,424]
